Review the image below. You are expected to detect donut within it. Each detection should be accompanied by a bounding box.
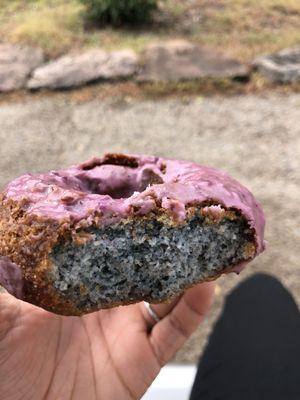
[0,153,265,316]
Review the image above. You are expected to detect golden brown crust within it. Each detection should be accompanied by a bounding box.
[0,194,256,316]
[0,194,90,314]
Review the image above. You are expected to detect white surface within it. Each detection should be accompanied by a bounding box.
[141,364,197,400]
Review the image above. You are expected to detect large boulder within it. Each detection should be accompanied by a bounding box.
[137,40,249,82]
[0,43,44,92]
[27,49,138,89]
[253,47,300,83]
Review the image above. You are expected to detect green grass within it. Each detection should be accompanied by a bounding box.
[0,0,299,59]
[84,29,160,53]
[0,0,84,56]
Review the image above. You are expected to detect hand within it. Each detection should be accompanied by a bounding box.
[0,282,215,400]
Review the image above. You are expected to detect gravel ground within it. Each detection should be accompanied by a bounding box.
[0,93,299,363]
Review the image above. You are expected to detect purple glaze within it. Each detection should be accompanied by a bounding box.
[0,256,23,298]
[3,154,265,260]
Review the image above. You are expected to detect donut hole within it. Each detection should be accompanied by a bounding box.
[77,165,163,199]
[84,177,138,199]
[80,154,139,170]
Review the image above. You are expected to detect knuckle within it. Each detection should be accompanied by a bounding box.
[168,313,189,339]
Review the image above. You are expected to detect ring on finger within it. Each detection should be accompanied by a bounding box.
[143,301,161,324]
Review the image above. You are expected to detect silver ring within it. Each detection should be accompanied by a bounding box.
[143,301,161,323]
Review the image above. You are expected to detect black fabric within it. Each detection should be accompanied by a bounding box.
[189,273,300,400]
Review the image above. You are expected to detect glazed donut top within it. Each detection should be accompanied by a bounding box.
[3,153,265,255]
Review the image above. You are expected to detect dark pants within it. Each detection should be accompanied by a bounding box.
[189,273,300,400]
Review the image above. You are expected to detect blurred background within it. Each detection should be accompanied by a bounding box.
[0,0,299,368]
[1,0,300,60]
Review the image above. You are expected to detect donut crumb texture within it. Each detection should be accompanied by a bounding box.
[50,211,255,314]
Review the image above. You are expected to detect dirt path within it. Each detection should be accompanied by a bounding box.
[0,94,299,362]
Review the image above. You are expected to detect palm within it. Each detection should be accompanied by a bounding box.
[0,283,214,400]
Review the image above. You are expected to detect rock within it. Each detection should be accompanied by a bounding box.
[253,47,300,83]
[137,40,249,82]
[0,43,44,92]
[27,49,138,89]
[98,50,139,79]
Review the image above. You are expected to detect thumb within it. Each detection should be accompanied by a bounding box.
[0,290,20,343]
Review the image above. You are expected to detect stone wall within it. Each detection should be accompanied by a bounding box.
[1,41,299,92]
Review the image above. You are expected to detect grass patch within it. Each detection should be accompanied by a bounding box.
[0,0,84,57]
[141,78,247,98]
[83,29,160,53]
[190,0,300,61]
[0,0,299,60]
